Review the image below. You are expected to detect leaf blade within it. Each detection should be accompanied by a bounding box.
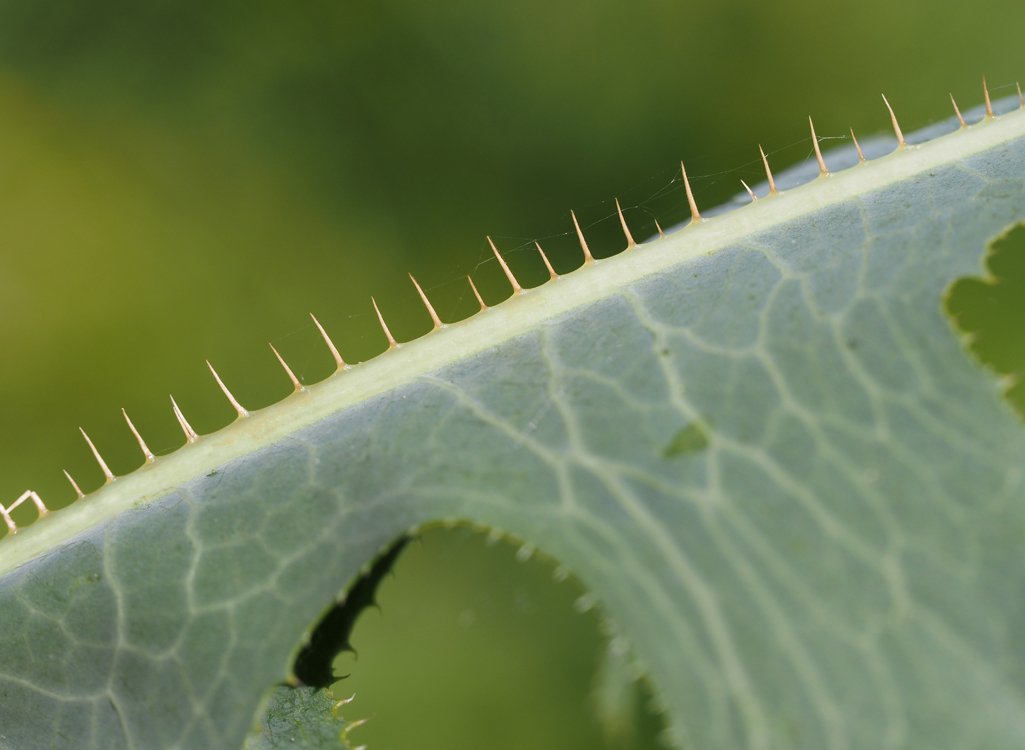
[2,107,1025,749]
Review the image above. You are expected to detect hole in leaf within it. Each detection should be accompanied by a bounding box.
[662,420,710,458]
[326,526,667,749]
[946,221,1025,419]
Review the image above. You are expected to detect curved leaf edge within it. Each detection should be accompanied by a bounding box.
[3,93,1022,575]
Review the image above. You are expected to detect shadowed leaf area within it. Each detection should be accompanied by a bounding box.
[292,537,408,688]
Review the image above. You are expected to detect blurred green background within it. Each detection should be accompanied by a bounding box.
[1,1,1023,747]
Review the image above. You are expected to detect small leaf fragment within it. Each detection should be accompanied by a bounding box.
[245,686,352,750]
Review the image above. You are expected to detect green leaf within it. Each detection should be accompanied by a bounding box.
[2,103,1025,749]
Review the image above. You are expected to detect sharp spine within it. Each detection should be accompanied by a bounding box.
[409,274,444,330]
[487,236,523,293]
[680,161,702,223]
[809,116,829,176]
[615,198,637,249]
[535,242,558,280]
[759,145,778,194]
[850,129,866,163]
[571,210,596,263]
[122,408,156,462]
[310,313,346,370]
[63,470,85,498]
[79,427,115,483]
[270,344,306,389]
[881,93,905,148]
[371,297,399,350]
[950,93,967,128]
[467,275,487,311]
[170,396,200,443]
[206,362,249,418]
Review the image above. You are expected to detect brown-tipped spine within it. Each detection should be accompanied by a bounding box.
[310,313,346,370]
[809,116,829,176]
[740,180,757,202]
[79,427,115,483]
[983,76,993,118]
[535,242,558,281]
[849,129,866,163]
[487,236,523,293]
[680,161,701,223]
[270,344,306,390]
[654,218,665,239]
[759,145,778,195]
[881,94,905,148]
[409,274,444,330]
[170,396,200,443]
[122,408,156,463]
[467,275,487,311]
[571,210,596,264]
[63,470,85,499]
[371,298,399,350]
[206,362,249,418]
[614,199,637,249]
[950,94,967,128]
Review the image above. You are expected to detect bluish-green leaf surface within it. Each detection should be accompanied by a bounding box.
[2,104,1025,749]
